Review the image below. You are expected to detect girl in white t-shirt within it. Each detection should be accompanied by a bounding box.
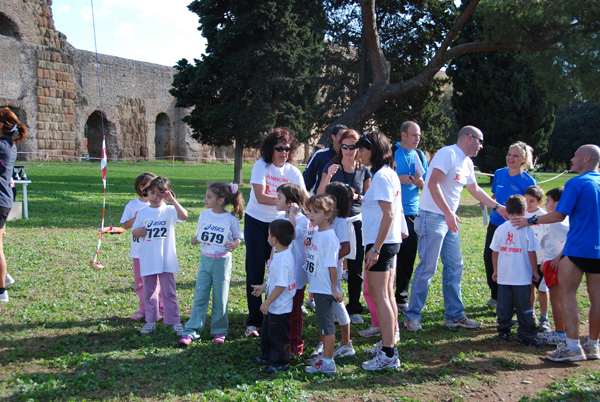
[275,183,309,356]
[324,182,355,359]
[120,172,162,321]
[132,177,188,336]
[179,183,244,346]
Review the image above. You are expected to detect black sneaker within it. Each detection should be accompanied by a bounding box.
[264,364,289,374]
[252,355,269,365]
[498,332,510,343]
[517,335,545,348]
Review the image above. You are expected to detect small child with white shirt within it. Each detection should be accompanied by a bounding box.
[524,185,550,330]
[491,194,543,347]
[251,219,297,374]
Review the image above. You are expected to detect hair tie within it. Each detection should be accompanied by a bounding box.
[229,183,238,194]
[10,124,18,133]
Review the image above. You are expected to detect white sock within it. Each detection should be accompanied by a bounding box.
[565,337,581,350]
[586,338,599,347]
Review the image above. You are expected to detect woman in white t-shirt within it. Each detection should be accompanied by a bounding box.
[356,131,405,371]
[244,128,307,337]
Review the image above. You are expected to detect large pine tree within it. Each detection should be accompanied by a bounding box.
[171,0,324,183]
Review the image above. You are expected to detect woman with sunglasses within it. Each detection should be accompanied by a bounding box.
[316,129,371,325]
[244,127,307,338]
[356,131,404,370]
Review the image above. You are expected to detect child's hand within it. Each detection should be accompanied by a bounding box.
[492,272,497,282]
[164,191,175,203]
[333,290,343,303]
[224,238,241,251]
[533,271,540,283]
[260,301,270,315]
[550,256,561,270]
[191,236,199,245]
[251,284,265,297]
[304,238,311,247]
[289,203,300,216]
[132,227,147,239]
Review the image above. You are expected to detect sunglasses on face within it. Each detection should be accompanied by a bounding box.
[340,144,357,150]
[274,146,292,153]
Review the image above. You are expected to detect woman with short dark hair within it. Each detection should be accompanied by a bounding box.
[244,127,307,337]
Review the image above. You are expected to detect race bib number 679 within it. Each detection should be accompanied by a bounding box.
[198,222,230,245]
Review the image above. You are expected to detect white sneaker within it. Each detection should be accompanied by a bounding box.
[397,303,408,314]
[305,358,336,374]
[5,273,15,287]
[364,340,382,356]
[538,330,566,346]
[333,341,356,358]
[310,342,324,357]
[305,299,316,311]
[584,341,600,360]
[350,313,364,325]
[301,304,309,315]
[358,326,381,337]
[546,344,586,362]
[0,290,8,303]
[245,326,259,337]
[362,350,400,371]
[404,318,422,332]
[444,316,480,329]
[172,323,183,336]
[140,322,156,334]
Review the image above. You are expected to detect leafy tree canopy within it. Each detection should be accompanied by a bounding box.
[170,0,324,182]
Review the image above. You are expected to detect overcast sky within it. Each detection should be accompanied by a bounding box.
[52,0,207,67]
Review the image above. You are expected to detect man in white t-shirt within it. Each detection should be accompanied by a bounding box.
[404,126,508,331]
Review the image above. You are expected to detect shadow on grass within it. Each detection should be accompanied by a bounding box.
[3,305,589,401]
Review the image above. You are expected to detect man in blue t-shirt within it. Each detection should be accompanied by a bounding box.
[514,144,600,363]
[393,121,428,312]
[303,124,347,193]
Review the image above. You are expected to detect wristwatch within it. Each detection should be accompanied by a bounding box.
[371,247,380,255]
[527,215,538,225]
[493,203,500,210]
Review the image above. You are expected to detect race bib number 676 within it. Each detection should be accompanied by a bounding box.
[304,248,318,276]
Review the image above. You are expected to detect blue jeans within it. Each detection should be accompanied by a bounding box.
[405,209,466,321]
[183,253,232,338]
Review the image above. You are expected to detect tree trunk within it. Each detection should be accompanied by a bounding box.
[233,140,244,184]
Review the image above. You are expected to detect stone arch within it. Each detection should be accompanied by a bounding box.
[85,111,117,160]
[155,113,172,158]
[0,13,20,39]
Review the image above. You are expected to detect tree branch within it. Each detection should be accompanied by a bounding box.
[361,0,390,85]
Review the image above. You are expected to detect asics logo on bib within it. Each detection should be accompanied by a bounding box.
[146,220,167,228]
[203,224,225,232]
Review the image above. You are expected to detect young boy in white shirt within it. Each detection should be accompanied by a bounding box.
[491,194,543,347]
[537,187,570,346]
[524,185,550,331]
[304,194,342,375]
[251,219,297,374]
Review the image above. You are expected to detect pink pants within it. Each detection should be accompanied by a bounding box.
[363,269,379,327]
[142,272,180,325]
[133,258,163,314]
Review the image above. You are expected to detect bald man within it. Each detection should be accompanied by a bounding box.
[514,144,600,362]
[404,126,508,331]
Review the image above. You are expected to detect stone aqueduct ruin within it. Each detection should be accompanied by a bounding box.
[0,0,244,162]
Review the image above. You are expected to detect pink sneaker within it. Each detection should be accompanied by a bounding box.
[213,334,226,344]
[129,311,145,321]
[178,336,193,347]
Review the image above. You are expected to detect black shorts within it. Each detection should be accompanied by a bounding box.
[0,206,11,229]
[563,255,600,274]
[365,243,401,272]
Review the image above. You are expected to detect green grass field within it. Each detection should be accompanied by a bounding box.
[1,161,599,401]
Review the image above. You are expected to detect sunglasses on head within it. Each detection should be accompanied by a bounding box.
[274,146,292,153]
[340,144,357,150]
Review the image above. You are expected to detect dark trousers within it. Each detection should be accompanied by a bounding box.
[395,215,418,305]
[260,312,290,365]
[483,222,499,300]
[346,220,364,315]
[289,286,305,355]
[244,214,272,327]
[497,284,536,339]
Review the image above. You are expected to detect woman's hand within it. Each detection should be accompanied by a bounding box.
[364,249,379,271]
